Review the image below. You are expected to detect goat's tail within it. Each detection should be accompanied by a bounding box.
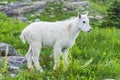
[20,32,26,44]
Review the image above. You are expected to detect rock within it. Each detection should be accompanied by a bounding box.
[23,0,32,3]
[34,18,40,22]
[71,1,89,7]
[9,66,20,72]
[1,1,46,16]
[47,0,57,3]
[1,1,90,18]
[8,56,26,67]
[30,14,35,17]
[62,8,68,12]
[3,6,17,16]
[13,1,46,15]
[64,1,89,11]
[9,2,22,9]
[49,15,55,18]
[95,15,103,20]
[104,79,115,80]
[0,56,26,75]
[79,6,85,10]
[63,3,75,11]
[64,0,87,1]
[8,1,32,9]
[3,1,28,16]
[9,65,20,71]
[10,74,16,77]
[9,66,19,77]
[88,15,103,20]
[9,66,20,75]
[16,16,28,22]
[0,5,6,11]
[0,43,20,56]
[88,16,95,20]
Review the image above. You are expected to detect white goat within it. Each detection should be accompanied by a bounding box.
[20,12,91,72]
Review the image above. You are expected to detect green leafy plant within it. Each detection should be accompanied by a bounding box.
[2,45,9,73]
[101,0,120,28]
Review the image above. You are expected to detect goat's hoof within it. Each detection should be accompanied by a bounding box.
[53,66,57,70]
[36,68,44,72]
[28,68,34,72]
[40,69,44,72]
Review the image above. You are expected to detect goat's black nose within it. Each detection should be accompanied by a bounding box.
[88,29,92,32]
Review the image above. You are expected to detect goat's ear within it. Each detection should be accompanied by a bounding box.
[85,11,89,15]
[78,12,81,18]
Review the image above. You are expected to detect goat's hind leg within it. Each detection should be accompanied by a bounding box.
[31,42,43,72]
[26,46,34,70]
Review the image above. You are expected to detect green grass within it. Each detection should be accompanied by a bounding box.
[1,19,120,80]
[1,27,120,79]
[0,0,120,80]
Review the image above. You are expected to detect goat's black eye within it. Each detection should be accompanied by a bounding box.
[83,21,86,23]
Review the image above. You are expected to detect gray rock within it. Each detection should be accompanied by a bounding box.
[71,1,89,7]
[63,3,75,11]
[0,5,6,11]
[64,0,86,1]
[78,6,85,10]
[9,66,20,77]
[49,15,55,18]
[47,0,57,3]
[0,56,26,73]
[23,0,32,3]
[34,18,40,22]
[64,1,89,11]
[3,6,17,16]
[10,74,16,77]
[16,16,28,22]
[3,1,28,16]
[13,1,46,15]
[62,8,68,12]
[9,66,20,71]
[95,15,103,20]
[9,2,21,9]
[1,1,46,16]
[88,16,95,20]
[30,14,35,17]
[104,79,115,80]
[8,1,32,9]
[0,43,20,56]
[8,56,26,67]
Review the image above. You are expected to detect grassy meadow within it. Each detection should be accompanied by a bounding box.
[0,0,120,80]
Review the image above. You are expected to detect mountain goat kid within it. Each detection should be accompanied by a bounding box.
[20,12,91,72]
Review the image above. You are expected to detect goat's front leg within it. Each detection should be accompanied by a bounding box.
[53,45,61,70]
[62,49,69,67]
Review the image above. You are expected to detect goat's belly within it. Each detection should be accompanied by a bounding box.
[42,42,54,47]
[62,41,74,48]
[41,32,58,47]
[42,38,55,47]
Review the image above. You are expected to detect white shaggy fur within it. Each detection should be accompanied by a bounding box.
[20,13,91,72]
